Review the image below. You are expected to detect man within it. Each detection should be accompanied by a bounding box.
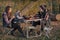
[39,5,51,32]
[32,5,50,31]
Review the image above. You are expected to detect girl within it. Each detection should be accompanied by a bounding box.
[2,6,14,28]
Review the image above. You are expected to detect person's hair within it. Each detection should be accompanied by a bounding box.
[39,5,47,12]
[39,5,44,10]
[5,6,12,19]
[5,6,11,13]
[43,5,46,8]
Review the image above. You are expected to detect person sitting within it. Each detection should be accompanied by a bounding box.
[11,10,25,36]
[2,6,15,36]
[2,6,14,28]
[32,5,50,32]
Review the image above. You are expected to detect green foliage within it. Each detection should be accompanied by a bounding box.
[52,0,59,14]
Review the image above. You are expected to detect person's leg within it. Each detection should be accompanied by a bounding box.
[47,19,51,27]
[41,24,44,31]
[29,21,37,33]
[17,25,25,36]
[36,20,40,25]
[32,21,37,27]
[11,28,17,35]
[40,19,45,31]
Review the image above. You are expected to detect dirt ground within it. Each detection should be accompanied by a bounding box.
[0,21,60,40]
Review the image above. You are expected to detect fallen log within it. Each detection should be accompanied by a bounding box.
[56,14,60,21]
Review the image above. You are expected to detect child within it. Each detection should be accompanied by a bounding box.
[11,10,25,36]
[14,10,24,23]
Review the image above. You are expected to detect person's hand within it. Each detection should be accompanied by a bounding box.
[12,16,15,19]
[10,16,15,22]
[29,18,33,20]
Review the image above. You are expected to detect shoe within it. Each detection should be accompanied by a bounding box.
[10,33,15,36]
[37,31,40,35]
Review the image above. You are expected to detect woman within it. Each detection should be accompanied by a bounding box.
[2,6,14,28]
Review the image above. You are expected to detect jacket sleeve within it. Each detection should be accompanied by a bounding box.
[3,13,12,24]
